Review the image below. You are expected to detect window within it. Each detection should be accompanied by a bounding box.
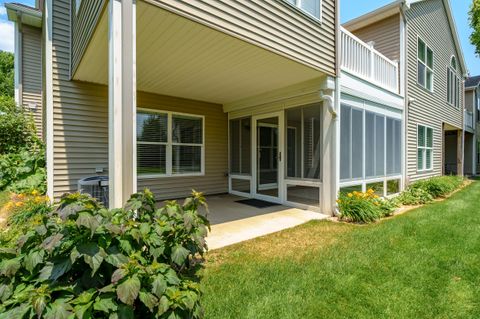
[137,110,204,177]
[447,56,460,108]
[286,0,322,20]
[417,125,433,171]
[417,38,434,91]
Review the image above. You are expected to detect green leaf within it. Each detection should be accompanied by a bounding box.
[117,304,134,319]
[183,211,195,232]
[39,263,53,281]
[0,304,32,319]
[78,243,106,275]
[152,275,167,298]
[93,295,118,313]
[105,253,129,267]
[171,245,189,266]
[44,299,73,319]
[157,296,170,316]
[73,301,93,319]
[41,233,64,252]
[0,258,21,277]
[50,258,72,281]
[139,223,151,236]
[0,283,12,302]
[111,268,127,284]
[139,291,158,312]
[165,269,180,286]
[116,276,140,306]
[24,250,45,273]
[32,295,47,318]
[119,239,133,255]
[76,212,100,237]
[73,289,96,305]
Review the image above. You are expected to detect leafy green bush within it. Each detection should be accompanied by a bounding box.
[0,189,209,318]
[0,143,46,194]
[410,175,463,198]
[395,187,433,206]
[0,96,39,154]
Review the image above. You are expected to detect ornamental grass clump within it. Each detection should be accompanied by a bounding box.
[0,189,209,319]
[337,189,395,224]
[410,175,464,198]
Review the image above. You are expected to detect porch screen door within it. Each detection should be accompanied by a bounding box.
[253,113,284,203]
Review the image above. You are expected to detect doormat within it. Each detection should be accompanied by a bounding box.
[236,199,280,209]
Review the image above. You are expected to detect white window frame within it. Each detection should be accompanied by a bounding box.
[417,124,434,172]
[284,0,323,22]
[447,56,460,108]
[417,37,434,92]
[137,108,205,179]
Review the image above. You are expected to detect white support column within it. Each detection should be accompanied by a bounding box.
[108,0,137,208]
[45,0,54,202]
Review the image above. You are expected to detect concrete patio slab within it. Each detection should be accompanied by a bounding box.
[202,194,329,250]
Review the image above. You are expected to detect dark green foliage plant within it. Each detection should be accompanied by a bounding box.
[409,176,463,198]
[470,0,480,56]
[0,51,14,98]
[395,187,433,206]
[0,189,209,318]
[0,96,39,154]
[0,143,46,194]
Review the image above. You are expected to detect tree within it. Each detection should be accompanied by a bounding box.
[0,50,14,98]
[470,0,480,57]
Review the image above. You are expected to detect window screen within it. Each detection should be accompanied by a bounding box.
[340,104,363,181]
[386,118,402,175]
[137,112,168,175]
[229,118,251,175]
[286,104,322,180]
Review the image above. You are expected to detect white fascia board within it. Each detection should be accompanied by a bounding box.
[340,71,405,110]
[5,3,42,28]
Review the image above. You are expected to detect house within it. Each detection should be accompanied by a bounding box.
[6,0,469,219]
[8,0,343,215]
[6,2,43,137]
[344,0,468,184]
[465,75,480,175]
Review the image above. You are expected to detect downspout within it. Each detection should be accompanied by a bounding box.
[14,12,23,107]
[400,1,409,188]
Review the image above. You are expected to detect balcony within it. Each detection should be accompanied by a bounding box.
[465,110,474,131]
[340,27,399,94]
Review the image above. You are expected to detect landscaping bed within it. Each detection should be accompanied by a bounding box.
[201,179,480,318]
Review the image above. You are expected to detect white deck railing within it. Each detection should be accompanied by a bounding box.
[465,110,474,130]
[341,27,399,94]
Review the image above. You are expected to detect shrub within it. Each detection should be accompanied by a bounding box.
[337,190,383,223]
[395,187,433,206]
[0,143,46,194]
[0,96,39,154]
[410,176,463,198]
[0,189,209,318]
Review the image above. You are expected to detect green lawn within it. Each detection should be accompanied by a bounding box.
[201,181,480,318]
[0,191,9,208]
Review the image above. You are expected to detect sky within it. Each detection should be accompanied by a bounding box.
[0,0,478,75]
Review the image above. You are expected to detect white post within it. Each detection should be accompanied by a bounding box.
[108,0,137,208]
[14,21,22,106]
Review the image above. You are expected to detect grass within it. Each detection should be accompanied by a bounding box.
[0,191,9,208]
[201,180,480,318]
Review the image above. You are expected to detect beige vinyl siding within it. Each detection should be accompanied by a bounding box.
[145,0,337,76]
[465,90,474,112]
[51,0,109,199]
[137,93,228,200]
[405,0,464,182]
[71,0,106,76]
[350,14,400,62]
[22,25,43,137]
[51,1,228,199]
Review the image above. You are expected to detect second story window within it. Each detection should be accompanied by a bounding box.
[417,38,434,91]
[286,0,322,20]
[447,56,460,108]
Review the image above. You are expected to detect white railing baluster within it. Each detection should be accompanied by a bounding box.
[340,27,399,94]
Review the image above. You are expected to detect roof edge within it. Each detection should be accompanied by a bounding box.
[343,0,404,32]
[5,3,43,28]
